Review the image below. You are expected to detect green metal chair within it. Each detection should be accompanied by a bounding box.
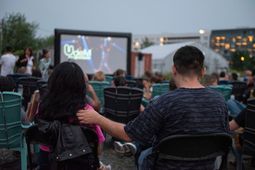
[89,81,110,112]
[209,85,233,101]
[0,92,27,170]
[152,83,170,98]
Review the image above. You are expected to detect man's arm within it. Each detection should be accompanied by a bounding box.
[229,120,240,131]
[77,109,131,141]
[97,115,132,141]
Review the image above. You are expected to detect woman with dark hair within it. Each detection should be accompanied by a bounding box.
[37,62,109,170]
[39,49,51,80]
[16,47,35,74]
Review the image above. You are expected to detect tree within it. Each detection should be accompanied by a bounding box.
[35,35,54,50]
[1,13,38,52]
[230,50,255,71]
[140,37,154,49]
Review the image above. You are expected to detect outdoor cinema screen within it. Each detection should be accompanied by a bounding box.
[54,29,131,75]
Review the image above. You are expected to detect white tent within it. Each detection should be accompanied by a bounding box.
[140,42,229,74]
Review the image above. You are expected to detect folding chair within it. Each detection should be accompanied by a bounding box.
[153,133,232,170]
[0,92,27,170]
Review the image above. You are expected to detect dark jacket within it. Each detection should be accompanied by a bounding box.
[26,119,99,170]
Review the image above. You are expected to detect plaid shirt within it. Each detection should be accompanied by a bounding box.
[125,88,229,170]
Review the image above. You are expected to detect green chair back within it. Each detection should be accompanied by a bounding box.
[152,83,169,98]
[209,85,232,101]
[89,81,110,111]
[0,92,22,149]
[0,92,27,170]
[105,76,113,84]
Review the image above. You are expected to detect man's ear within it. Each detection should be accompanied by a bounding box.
[172,65,177,76]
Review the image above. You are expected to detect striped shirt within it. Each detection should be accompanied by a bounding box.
[125,87,229,170]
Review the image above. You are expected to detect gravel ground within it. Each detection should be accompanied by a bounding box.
[100,136,136,170]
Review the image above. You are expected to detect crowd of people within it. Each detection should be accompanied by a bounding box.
[1,45,255,170]
[0,46,53,80]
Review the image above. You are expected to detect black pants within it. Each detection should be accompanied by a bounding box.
[38,149,50,170]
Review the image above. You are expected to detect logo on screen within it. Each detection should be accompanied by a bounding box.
[63,44,92,60]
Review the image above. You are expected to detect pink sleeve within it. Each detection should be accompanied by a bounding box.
[84,104,105,143]
[94,125,105,143]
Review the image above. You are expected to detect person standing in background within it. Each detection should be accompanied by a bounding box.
[0,46,17,76]
[16,47,35,74]
[39,49,52,80]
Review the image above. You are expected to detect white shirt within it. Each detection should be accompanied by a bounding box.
[26,56,34,75]
[0,53,17,76]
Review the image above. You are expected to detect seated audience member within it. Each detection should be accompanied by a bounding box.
[244,70,254,92]
[0,76,16,91]
[84,73,100,112]
[142,76,152,100]
[153,72,165,83]
[144,71,153,80]
[77,46,230,169]
[230,72,238,81]
[37,62,110,170]
[92,71,105,82]
[113,76,126,87]
[229,105,255,168]
[218,71,229,85]
[202,73,245,117]
[113,69,126,78]
[113,76,144,112]
[202,73,218,86]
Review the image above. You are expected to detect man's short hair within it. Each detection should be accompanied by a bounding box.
[173,46,204,76]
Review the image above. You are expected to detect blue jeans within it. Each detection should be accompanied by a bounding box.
[138,147,152,170]
[227,99,246,117]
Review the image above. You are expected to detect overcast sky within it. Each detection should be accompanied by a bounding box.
[1,0,255,37]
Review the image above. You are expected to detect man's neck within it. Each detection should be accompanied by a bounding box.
[175,76,204,89]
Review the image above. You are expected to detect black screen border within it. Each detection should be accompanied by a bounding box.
[54,28,132,75]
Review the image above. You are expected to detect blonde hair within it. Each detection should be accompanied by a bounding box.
[93,71,105,81]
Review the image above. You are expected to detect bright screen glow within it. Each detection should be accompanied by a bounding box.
[60,34,128,74]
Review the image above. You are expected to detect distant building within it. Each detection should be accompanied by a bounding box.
[132,32,209,50]
[140,42,228,74]
[210,28,255,60]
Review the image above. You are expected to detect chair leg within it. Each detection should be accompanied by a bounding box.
[21,135,28,170]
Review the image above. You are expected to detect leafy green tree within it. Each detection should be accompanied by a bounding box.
[1,13,39,52]
[230,50,255,71]
[35,35,54,50]
[141,37,154,49]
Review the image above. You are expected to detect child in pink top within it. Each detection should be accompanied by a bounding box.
[37,62,109,170]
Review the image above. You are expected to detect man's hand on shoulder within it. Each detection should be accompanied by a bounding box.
[77,109,102,125]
